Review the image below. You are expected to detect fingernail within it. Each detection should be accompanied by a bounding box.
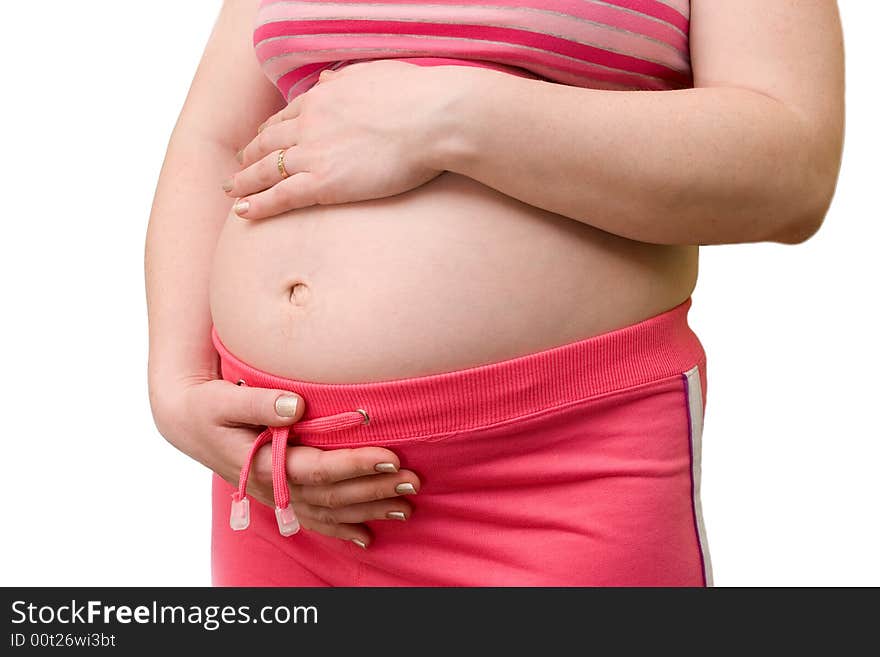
[275,395,299,417]
[233,200,250,215]
[351,538,367,550]
[235,149,244,164]
[374,462,398,473]
[395,483,417,495]
[221,178,233,192]
[386,511,407,521]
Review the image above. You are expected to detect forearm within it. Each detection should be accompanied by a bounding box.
[431,69,838,246]
[144,131,236,406]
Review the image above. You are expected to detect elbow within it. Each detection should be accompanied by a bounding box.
[769,134,844,245]
[772,179,836,245]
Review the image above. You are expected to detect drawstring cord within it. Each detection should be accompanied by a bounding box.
[229,408,370,536]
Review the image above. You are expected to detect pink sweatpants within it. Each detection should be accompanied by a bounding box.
[210,297,712,586]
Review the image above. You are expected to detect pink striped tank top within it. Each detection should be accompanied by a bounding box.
[253,0,692,102]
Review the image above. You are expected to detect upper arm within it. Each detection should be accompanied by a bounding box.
[690,0,845,182]
[174,0,287,150]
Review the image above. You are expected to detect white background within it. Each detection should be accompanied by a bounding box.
[0,1,876,587]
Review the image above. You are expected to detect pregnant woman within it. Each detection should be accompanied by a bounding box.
[145,0,844,586]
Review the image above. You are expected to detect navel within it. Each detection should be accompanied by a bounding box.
[288,281,310,306]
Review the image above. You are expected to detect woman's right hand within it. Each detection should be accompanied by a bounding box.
[150,376,420,548]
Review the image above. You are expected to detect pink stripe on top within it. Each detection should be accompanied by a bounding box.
[253,0,693,101]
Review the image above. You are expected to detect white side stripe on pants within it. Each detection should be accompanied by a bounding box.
[684,365,714,587]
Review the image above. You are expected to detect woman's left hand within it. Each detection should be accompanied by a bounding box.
[224,60,455,219]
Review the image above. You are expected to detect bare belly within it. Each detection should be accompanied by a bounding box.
[209,170,697,383]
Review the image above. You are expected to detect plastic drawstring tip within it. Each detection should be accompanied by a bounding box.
[275,503,300,536]
[230,496,250,531]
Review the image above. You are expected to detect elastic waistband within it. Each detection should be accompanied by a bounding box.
[211,296,704,445]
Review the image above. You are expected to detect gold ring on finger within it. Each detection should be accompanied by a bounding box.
[277,148,290,179]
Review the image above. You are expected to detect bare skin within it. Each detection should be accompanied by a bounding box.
[146,0,844,548]
[210,173,697,383]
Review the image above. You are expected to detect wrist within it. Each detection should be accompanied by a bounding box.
[420,65,493,174]
[148,363,215,419]
[148,339,219,388]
